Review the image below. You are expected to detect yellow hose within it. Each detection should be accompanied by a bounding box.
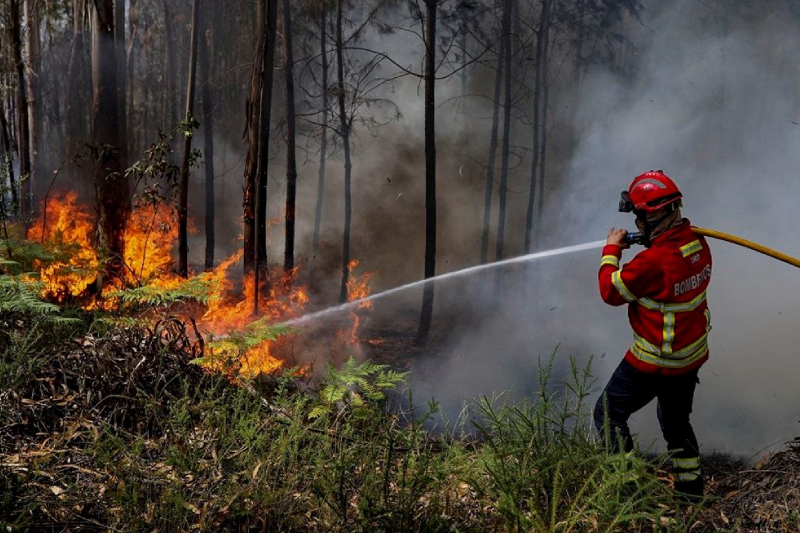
[692,226,800,269]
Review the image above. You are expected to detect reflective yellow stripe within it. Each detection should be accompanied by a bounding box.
[676,471,700,482]
[662,312,676,354]
[633,330,709,359]
[680,240,703,258]
[639,290,706,313]
[600,255,620,268]
[630,339,708,368]
[704,308,711,328]
[611,271,637,302]
[672,457,700,470]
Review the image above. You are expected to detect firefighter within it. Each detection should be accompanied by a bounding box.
[595,170,711,499]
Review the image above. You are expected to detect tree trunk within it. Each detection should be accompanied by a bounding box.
[9,0,32,218]
[534,0,554,250]
[23,0,42,200]
[255,0,278,283]
[524,0,549,253]
[91,0,128,284]
[198,6,215,271]
[1,103,18,215]
[282,0,298,281]
[178,0,200,278]
[494,0,513,263]
[311,0,329,264]
[115,0,128,168]
[416,0,437,343]
[479,26,504,265]
[243,0,266,282]
[161,0,178,131]
[336,0,352,304]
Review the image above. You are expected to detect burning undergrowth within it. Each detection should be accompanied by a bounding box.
[8,190,376,381]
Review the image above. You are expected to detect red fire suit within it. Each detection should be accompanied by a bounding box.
[598,220,712,375]
[595,219,711,496]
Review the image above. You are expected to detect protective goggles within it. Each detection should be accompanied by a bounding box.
[619,191,634,213]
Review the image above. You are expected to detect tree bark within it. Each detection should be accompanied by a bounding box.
[161,0,178,131]
[311,0,329,263]
[9,0,32,218]
[494,0,513,262]
[282,0,298,281]
[23,0,42,200]
[242,0,265,282]
[534,0,554,250]
[416,0,437,342]
[1,103,18,215]
[178,0,200,278]
[479,25,504,265]
[336,0,352,304]
[91,0,128,284]
[198,6,215,271]
[115,0,129,168]
[524,0,549,253]
[255,0,278,283]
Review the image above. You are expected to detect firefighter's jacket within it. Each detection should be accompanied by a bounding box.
[598,220,712,375]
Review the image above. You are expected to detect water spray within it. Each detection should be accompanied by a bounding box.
[625,226,800,269]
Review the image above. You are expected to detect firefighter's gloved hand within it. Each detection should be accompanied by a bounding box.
[606,228,631,250]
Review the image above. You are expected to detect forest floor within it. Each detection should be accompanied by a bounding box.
[2,317,800,532]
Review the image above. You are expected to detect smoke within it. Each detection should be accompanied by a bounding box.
[366,0,800,458]
[181,0,800,456]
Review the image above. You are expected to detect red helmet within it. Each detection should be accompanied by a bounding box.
[619,170,682,213]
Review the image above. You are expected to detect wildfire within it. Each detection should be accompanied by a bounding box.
[23,191,375,380]
[124,201,178,284]
[341,259,374,345]
[27,191,100,299]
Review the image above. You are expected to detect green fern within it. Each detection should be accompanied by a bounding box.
[309,356,408,420]
[0,274,80,324]
[192,319,294,370]
[107,273,221,308]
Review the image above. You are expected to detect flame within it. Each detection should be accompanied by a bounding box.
[24,191,376,380]
[124,201,177,283]
[341,259,374,345]
[27,192,100,299]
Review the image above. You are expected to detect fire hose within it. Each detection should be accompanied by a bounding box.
[627,227,800,268]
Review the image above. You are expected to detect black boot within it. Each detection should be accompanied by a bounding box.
[674,476,704,504]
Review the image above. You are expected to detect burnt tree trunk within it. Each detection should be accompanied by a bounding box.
[91,0,128,284]
[416,0,437,342]
[282,0,298,281]
[311,0,329,263]
[336,0,352,304]
[178,0,200,278]
[161,0,178,131]
[242,0,265,282]
[23,0,42,199]
[534,0,554,250]
[524,0,549,253]
[479,28,504,265]
[1,103,18,214]
[255,0,278,284]
[494,0,513,262]
[9,0,32,218]
[115,0,128,168]
[198,7,215,271]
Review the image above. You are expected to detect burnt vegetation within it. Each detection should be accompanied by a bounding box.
[1,0,800,531]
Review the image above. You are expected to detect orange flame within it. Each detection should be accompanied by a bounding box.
[341,259,374,345]
[124,202,177,283]
[27,191,100,299]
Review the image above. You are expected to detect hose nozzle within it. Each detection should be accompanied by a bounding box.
[625,231,645,245]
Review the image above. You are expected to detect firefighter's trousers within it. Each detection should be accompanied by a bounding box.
[593,359,704,496]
